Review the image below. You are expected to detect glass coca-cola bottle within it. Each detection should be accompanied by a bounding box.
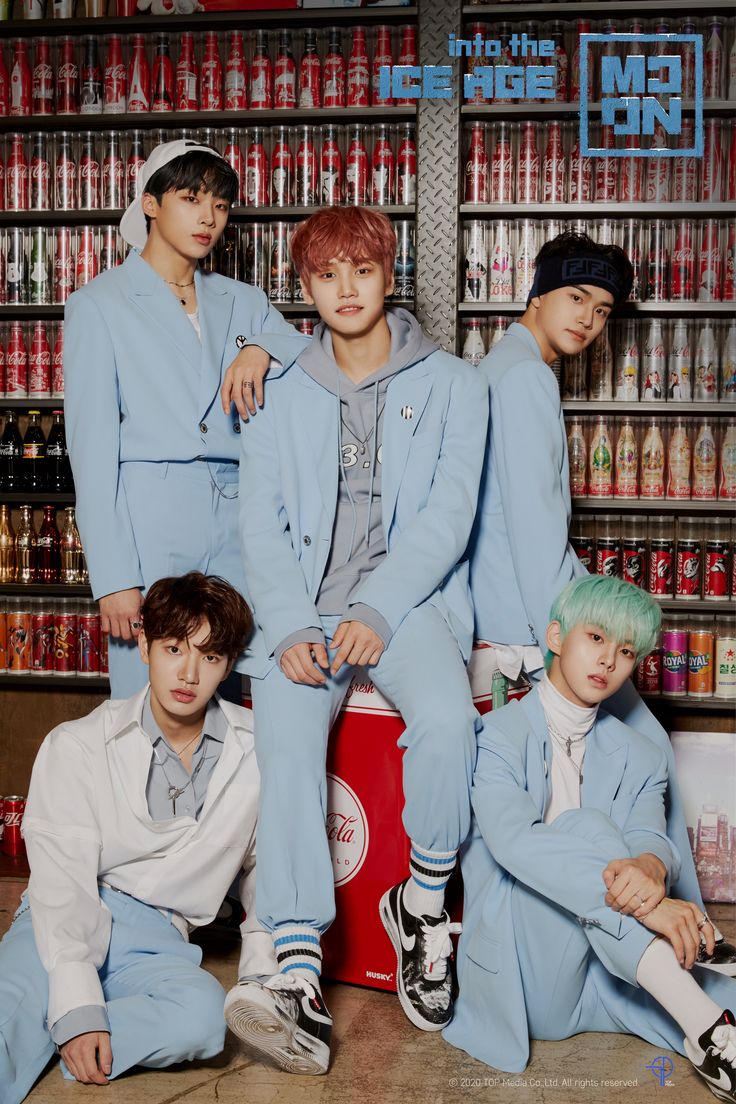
[15,504,37,584]
[0,504,16,583]
[0,410,24,491]
[60,505,83,584]
[46,409,73,493]
[22,410,46,492]
[37,504,60,584]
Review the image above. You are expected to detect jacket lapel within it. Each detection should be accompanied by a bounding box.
[125,251,202,373]
[382,369,433,532]
[581,716,628,815]
[196,269,235,419]
[297,370,340,515]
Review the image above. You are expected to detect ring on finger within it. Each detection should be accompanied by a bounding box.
[635,894,645,908]
[243,380,254,389]
[697,914,710,930]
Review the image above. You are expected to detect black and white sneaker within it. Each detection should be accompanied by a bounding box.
[224,973,332,1075]
[697,939,736,977]
[379,879,462,1032]
[685,1009,736,1101]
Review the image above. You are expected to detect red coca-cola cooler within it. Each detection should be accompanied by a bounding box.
[320,644,529,992]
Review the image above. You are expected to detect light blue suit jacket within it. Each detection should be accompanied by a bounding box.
[64,250,308,600]
[238,348,489,677]
[443,687,681,1073]
[469,322,585,648]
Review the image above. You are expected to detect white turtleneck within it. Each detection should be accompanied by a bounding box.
[538,673,598,824]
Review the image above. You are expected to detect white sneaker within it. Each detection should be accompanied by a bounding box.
[224,974,332,1075]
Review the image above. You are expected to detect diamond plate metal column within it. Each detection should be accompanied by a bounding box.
[415,0,463,352]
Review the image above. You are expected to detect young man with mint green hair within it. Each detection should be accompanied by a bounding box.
[446,575,736,1101]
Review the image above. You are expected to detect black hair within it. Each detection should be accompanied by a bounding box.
[534,230,634,307]
[143,150,238,234]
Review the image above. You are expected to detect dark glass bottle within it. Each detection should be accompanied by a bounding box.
[46,409,73,492]
[0,410,23,491]
[22,410,46,492]
[37,504,60,583]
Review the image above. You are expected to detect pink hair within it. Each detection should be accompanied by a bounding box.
[291,206,396,284]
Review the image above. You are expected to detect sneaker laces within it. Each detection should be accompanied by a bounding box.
[420,916,462,981]
[264,973,318,1003]
[710,1025,736,1067]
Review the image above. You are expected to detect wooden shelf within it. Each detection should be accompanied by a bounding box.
[0,674,108,689]
[0,493,75,504]
[644,694,736,713]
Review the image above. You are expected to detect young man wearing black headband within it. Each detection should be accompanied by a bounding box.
[467,230,735,972]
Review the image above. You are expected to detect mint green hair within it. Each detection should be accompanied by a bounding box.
[545,575,662,670]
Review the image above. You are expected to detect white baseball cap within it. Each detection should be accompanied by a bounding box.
[120,139,229,250]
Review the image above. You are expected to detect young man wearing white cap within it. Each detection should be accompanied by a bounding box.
[64,140,308,697]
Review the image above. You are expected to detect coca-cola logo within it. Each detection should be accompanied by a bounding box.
[325,772,369,888]
[4,812,22,827]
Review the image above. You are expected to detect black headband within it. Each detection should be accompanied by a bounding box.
[527,253,626,307]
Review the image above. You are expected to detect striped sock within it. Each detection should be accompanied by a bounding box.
[403,843,457,919]
[273,925,322,986]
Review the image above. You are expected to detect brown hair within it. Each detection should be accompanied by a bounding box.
[141,572,252,662]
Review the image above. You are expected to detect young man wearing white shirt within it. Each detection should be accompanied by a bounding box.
[0,572,275,1104]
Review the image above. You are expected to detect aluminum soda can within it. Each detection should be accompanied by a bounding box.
[80,35,103,115]
[701,117,723,202]
[595,126,618,201]
[78,132,100,211]
[568,132,592,203]
[371,25,393,107]
[0,798,4,845]
[201,30,223,112]
[596,537,621,578]
[54,132,76,211]
[723,220,735,301]
[671,219,695,301]
[463,220,488,303]
[269,222,292,303]
[102,131,125,210]
[6,227,26,306]
[271,126,293,207]
[249,30,272,111]
[225,29,248,111]
[622,537,646,589]
[32,603,55,674]
[10,39,32,119]
[295,125,318,207]
[29,227,49,305]
[320,124,343,206]
[688,622,715,697]
[697,219,723,302]
[32,37,54,116]
[648,540,674,597]
[517,121,540,205]
[645,122,670,203]
[396,123,416,206]
[100,628,109,675]
[464,123,488,205]
[52,321,64,397]
[104,33,127,114]
[127,131,146,205]
[53,226,74,303]
[2,796,26,857]
[488,219,514,302]
[371,123,394,206]
[644,220,669,301]
[672,119,697,202]
[56,36,79,115]
[6,321,27,396]
[29,134,50,211]
[619,135,643,202]
[705,528,730,599]
[29,319,50,396]
[274,30,296,110]
[77,603,101,676]
[393,220,415,302]
[345,124,368,206]
[298,29,321,110]
[542,121,565,204]
[151,32,174,113]
[175,31,198,113]
[323,28,345,109]
[515,218,539,304]
[635,651,661,694]
[54,599,77,675]
[245,128,269,208]
[662,624,689,695]
[7,603,31,672]
[127,33,151,114]
[675,520,702,599]
[6,133,28,211]
[75,225,98,289]
[347,26,370,108]
[491,122,513,205]
[100,224,121,272]
[243,223,269,292]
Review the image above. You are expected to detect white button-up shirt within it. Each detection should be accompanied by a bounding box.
[22,687,274,1031]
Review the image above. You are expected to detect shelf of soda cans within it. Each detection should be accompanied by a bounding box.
[3,6,419,35]
[460,14,735,103]
[633,615,735,702]
[567,409,735,496]
[463,2,735,14]
[0,504,87,584]
[0,24,420,122]
[570,513,735,600]
[564,402,735,415]
[462,315,736,390]
[461,218,736,305]
[0,594,106,678]
[0,123,419,211]
[0,219,417,307]
[461,118,736,206]
[457,302,736,314]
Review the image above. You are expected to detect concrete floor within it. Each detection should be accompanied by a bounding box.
[1,877,733,1104]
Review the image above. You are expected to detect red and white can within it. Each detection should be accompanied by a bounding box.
[10,39,31,118]
[271,126,293,207]
[295,126,318,208]
[2,796,26,858]
[151,33,174,113]
[394,24,418,107]
[54,132,76,211]
[77,606,101,676]
[274,30,296,110]
[371,25,393,107]
[54,600,77,675]
[56,36,79,115]
[225,30,248,111]
[176,31,198,112]
[201,30,223,112]
[30,134,50,211]
[6,133,29,211]
[345,124,368,206]
[29,320,51,398]
[675,539,702,599]
[75,225,98,289]
[323,29,345,109]
[671,219,695,301]
[223,130,245,205]
[32,37,54,116]
[396,123,416,206]
[672,120,698,202]
[491,123,514,204]
[371,123,394,206]
[568,136,593,203]
[347,27,370,108]
[635,652,662,694]
[6,321,28,397]
[595,126,618,201]
[53,226,74,304]
[298,29,321,110]
[320,124,343,206]
[127,33,151,113]
[104,33,127,114]
[701,118,724,202]
[648,539,674,596]
[32,606,55,674]
[78,132,100,210]
[52,321,64,396]
[249,30,272,111]
[102,131,125,210]
[542,121,565,204]
[245,128,269,208]
[464,123,489,205]
[517,121,540,205]
[697,219,723,302]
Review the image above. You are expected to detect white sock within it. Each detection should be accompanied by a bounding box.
[403,843,456,919]
[636,936,723,1045]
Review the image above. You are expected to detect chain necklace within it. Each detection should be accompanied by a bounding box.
[340,401,386,456]
[154,730,206,816]
[166,277,196,307]
[547,720,586,787]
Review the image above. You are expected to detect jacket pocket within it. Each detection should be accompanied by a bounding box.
[465,929,501,974]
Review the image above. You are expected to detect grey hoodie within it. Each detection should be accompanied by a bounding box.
[274,308,437,661]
